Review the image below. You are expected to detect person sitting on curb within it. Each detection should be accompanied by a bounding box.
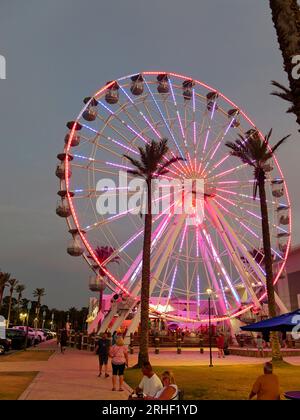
[135,361,163,398]
[249,362,280,400]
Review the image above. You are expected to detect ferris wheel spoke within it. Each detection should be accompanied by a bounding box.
[161,98,192,176]
[206,202,262,307]
[144,78,186,162]
[119,85,162,139]
[201,227,240,305]
[214,198,262,240]
[211,163,248,180]
[118,87,187,178]
[200,118,235,175]
[198,230,229,313]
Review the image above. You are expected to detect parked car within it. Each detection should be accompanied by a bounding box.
[12,326,45,343]
[41,329,56,340]
[0,337,12,354]
[6,328,28,349]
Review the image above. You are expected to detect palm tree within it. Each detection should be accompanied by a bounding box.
[269,0,300,128]
[15,284,25,324]
[124,138,184,366]
[0,271,11,310]
[226,129,290,361]
[92,246,120,312]
[33,288,46,328]
[7,278,18,327]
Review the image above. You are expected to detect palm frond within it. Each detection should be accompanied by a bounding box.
[123,154,145,173]
[271,81,293,103]
[271,134,291,155]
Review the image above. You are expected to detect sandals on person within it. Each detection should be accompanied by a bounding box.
[105,373,110,378]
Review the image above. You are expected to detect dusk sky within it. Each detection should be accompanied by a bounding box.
[0,0,299,310]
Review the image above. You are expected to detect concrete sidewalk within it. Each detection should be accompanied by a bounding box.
[1,341,130,400]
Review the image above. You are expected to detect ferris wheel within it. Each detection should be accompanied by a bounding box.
[56,71,291,331]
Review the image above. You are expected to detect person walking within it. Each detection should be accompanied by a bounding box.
[216,333,225,358]
[60,328,68,354]
[109,336,129,392]
[95,332,110,378]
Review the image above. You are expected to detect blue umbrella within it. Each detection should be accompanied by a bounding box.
[241,309,300,332]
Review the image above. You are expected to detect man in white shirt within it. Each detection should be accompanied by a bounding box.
[136,362,163,397]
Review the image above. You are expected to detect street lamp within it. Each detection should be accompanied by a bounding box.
[206,288,213,368]
[19,312,27,326]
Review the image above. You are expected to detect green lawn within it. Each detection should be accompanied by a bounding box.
[0,350,54,362]
[0,371,38,400]
[125,363,300,400]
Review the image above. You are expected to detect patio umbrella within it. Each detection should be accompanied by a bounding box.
[241,309,300,332]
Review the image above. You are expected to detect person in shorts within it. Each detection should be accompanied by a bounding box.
[95,331,110,377]
[109,336,129,391]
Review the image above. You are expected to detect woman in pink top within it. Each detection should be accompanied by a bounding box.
[109,336,129,391]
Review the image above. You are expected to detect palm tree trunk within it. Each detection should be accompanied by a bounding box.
[0,286,4,310]
[138,178,152,366]
[99,289,103,312]
[7,290,13,327]
[269,0,300,126]
[258,172,282,361]
[15,294,21,324]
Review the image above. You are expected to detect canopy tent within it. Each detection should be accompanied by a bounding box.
[241,309,300,332]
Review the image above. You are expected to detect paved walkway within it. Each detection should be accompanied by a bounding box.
[1,341,299,399]
[128,347,300,366]
[0,341,130,400]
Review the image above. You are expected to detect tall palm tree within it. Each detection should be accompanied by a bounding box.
[92,246,120,312]
[226,129,290,361]
[0,271,11,310]
[7,278,18,327]
[269,0,300,128]
[33,288,46,328]
[124,138,184,366]
[15,284,25,324]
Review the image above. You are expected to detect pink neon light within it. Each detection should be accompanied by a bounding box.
[64,71,291,322]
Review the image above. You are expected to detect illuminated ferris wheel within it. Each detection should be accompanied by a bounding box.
[56,71,291,332]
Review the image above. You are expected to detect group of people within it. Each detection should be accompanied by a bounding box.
[95,331,128,391]
[133,362,178,400]
[95,332,179,399]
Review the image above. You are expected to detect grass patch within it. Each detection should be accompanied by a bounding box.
[125,363,300,400]
[0,350,54,362]
[0,371,38,400]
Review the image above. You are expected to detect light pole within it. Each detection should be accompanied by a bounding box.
[42,310,46,329]
[206,288,213,367]
[24,302,32,350]
[50,312,54,331]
